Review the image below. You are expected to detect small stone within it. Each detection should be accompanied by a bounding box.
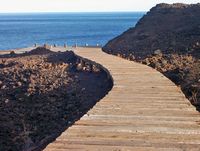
[92,65,100,72]
[83,67,87,71]
[129,54,135,60]
[161,60,168,66]
[1,85,6,89]
[154,49,162,56]
[143,59,150,65]
[22,78,27,82]
[85,64,92,72]
[17,82,22,87]
[76,63,83,71]
[5,99,9,104]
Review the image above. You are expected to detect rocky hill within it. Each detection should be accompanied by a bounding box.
[103,3,200,59]
[103,3,200,108]
[0,47,113,151]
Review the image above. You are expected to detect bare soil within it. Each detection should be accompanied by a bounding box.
[0,47,113,151]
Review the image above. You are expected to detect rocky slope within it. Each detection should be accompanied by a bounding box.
[103,3,200,59]
[103,3,200,108]
[0,47,113,151]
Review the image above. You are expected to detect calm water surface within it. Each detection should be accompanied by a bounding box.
[0,12,145,50]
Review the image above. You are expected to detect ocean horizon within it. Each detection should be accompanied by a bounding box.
[0,12,145,50]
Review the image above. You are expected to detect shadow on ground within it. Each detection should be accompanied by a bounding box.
[0,48,113,151]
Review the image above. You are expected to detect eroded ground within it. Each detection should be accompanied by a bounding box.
[0,47,113,151]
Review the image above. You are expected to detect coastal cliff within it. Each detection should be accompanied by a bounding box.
[103,3,200,108]
[103,3,200,59]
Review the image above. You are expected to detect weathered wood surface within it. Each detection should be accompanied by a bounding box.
[43,47,200,151]
[2,47,200,151]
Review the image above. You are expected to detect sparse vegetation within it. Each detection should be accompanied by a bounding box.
[0,47,113,151]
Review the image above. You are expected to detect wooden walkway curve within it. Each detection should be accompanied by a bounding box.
[44,47,200,151]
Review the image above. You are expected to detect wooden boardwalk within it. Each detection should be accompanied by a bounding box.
[44,47,199,150]
[43,47,200,151]
[3,47,200,151]
[0,46,199,150]
[1,47,200,150]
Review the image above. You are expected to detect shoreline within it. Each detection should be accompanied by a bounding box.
[0,46,102,55]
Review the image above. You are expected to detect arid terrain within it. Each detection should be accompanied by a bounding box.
[0,47,113,151]
[103,3,200,109]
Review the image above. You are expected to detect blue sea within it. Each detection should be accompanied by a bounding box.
[0,12,144,50]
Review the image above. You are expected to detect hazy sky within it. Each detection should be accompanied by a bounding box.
[0,0,199,13]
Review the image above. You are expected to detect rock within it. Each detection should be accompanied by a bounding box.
[1,85,6,89]
[83,67,87,71]
[17,82,22,87]
[5,99,9,104]
[143,59,150,65]
[129,54,135,60]
[22,78,27,82]
[161,59,168,66]
[92,65,100,72]
[86,64,92,72]
[154,49,162,56]
[76,63,83,71]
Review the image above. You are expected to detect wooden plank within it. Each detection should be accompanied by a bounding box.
[43,47,200,151]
